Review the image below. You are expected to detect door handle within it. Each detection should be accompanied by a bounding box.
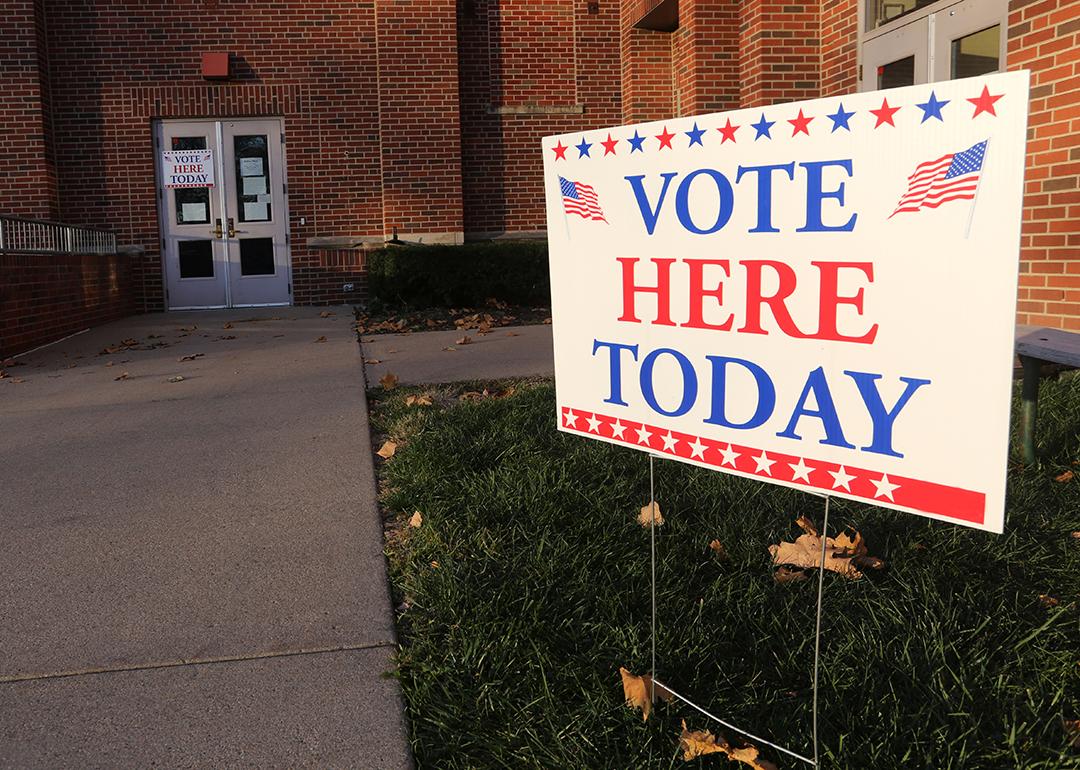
[211,218,223,238]
[227,217,235,238]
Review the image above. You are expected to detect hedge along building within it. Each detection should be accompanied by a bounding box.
[1,0,1077,328]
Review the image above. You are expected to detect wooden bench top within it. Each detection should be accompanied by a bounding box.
[1016,325,1080,368]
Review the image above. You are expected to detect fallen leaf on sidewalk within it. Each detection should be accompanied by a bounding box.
[219,335,236,340]
[114,372,130,381]
[678,720,777,768]
[442,346,457,352]
[1055,470,1074,483]
[178,325,198,332]
[543,317,552,324]
[380,373,399,390]
[314,336,327,343]
[364,358,382,365]
[456,335,472,345]
[320,311,335,318]
[409,511,423,528]
[9,377,25,384]
[768,516,884,580]
[405,394,433,407]
[638,501,664,528]
[376,440,397,459]
[168,376,185,383]
[223,322,233,329]
[0,370,7,380]
[619,668,673,721]
[178,353,204,362]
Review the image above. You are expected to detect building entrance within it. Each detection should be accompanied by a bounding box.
[156,119,290,309]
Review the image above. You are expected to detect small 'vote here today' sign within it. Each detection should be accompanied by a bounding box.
[161,150,215,189]
[542,71,1030,534]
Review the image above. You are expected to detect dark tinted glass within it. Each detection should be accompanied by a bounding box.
[178,240,214,278]
[239,238,275,276]
[878,55,915,89]
[952,26,1000,79]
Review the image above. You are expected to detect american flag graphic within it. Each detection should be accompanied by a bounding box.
[560,177,607,222]
[889,140,988,218]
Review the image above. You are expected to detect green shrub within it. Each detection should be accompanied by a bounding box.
[365,241,550,309]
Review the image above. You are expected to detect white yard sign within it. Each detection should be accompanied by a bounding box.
[542,72,1029,533]
[161,150,215,188]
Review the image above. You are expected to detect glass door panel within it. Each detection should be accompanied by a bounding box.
[861,16,930,91]
[221,119,290,307]
[157,121,228,309]
[932,0,1005,82]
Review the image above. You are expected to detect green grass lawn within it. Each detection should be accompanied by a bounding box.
[370,373,1080,769]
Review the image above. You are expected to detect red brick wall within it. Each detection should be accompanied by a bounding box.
[0,0,57,219]
[377,0,463,242]
[1009,0,1080,331]
[738,0,821,108]
[672,0,741,117]
[820,0,859,98]
[459,0,622,236]
[620,0,674,123]
[0,250,134,357]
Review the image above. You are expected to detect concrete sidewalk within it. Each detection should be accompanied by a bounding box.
[0,308,411,768]
[361,323,553,385]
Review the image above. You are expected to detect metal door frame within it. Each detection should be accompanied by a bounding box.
[154,117,293,310]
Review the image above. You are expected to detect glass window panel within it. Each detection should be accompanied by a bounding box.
[175,187,210,225]
[239,237,275,276]
[171,136,212,225]
[235,135,271,223]
[866,0,937,30]
[171,136,207,150]
[878,55,915,89]
[952,25,1000,79]
[178,240,214,278]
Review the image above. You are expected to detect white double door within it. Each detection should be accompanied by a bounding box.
[157,119,291,309]
[861,0,1006,92]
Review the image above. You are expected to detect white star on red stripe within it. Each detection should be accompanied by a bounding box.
[872,473,900,501]
[830,465,855,491]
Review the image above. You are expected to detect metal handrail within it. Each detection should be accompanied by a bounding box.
[0,214,116,255]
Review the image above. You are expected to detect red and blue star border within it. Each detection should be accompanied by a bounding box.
[550,85,1004,160]
[559,406,986,526]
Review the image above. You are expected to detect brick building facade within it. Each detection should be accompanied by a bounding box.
[1,0,1078,336]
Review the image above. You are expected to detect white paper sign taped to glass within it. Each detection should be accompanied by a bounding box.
[161,150,215,189]
[542,71,1029,533]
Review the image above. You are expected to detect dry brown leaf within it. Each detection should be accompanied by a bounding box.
[1065,719,1080,748]
[10,378,24,384]
[114,372,130,381]
[456,335,472,345]
[223,322,233,329]
[314,335,327,343]
[638,501,664,528]
[506,331,520,337]
[678,721,777,768]
[380,373,399,390]
[443,346,457,352]
[769,516,884,580]
[430,560,439,569]
[708,539,729,561]
[618,668,672,722]
[774,565,810,583]
[409,511,423,528]
[1072,531,1080,540]
[168,376,184,383]
[376,440,397,459]
[178,353,204,362]
[405,394,433,407]
[1039,594,1060,608]
[542,317,552,324]
[1056,470,1075,483]
[364,358,382,365]
[319,310,335,318]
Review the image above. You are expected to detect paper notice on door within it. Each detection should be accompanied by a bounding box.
[240,158,264,177]
[244,201,269,221]
[256,194,271,203]
[242,176,267,195]
[181,202,208,222]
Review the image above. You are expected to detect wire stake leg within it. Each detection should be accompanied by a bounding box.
[812,494,831,767]
[649,453,656,704]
